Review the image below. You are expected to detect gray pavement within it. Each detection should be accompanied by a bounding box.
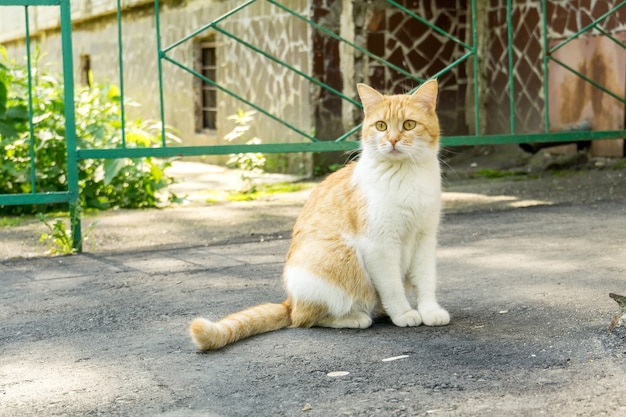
[1,155,626,416]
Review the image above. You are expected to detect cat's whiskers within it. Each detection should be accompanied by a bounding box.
[345,148,361,164]
[437,148,461,186]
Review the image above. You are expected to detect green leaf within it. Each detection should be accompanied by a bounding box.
[6,105,29,121]
[1,56,178,214]
[106,84,121,101]
[0,81,7,115]
[0,120,18,139]
[103,159,126,186]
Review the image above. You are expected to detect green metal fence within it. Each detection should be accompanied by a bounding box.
[0,0,82,246]
[1,0,625,251]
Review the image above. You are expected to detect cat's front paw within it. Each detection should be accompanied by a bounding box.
[419,305,450,326]
[391,309,422,327]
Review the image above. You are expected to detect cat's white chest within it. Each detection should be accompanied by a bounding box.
[353,160,441,239]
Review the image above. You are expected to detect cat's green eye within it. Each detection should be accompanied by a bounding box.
[403,120,417,130]
[375,121,387,131]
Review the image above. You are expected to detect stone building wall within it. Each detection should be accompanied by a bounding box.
[217,0,312,173]
[356,0,470,136]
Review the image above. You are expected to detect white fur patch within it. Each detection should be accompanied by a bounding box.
[284,266,353,317]
[353,158,441,229]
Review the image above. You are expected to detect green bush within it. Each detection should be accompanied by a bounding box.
[224,109,267,193]
[0,48,179,214]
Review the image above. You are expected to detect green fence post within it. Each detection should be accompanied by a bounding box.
[24,5,38,194]
[471,0,479,136]
[116,0,127,148]
[59,0,82,251]
[507,0,515,134]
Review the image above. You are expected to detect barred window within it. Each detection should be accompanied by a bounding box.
[198,39,217,131]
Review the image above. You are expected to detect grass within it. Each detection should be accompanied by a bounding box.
[0,210,80,228]
[0,216,26,227]
[473,169,526,179]
[205,181,316,204]
[612,158,626,170]
[37,211,99,255]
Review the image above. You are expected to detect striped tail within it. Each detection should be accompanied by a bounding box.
[189,301,292,351]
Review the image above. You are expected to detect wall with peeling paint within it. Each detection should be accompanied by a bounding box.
[549,34,626,156]
[484,0,626,157]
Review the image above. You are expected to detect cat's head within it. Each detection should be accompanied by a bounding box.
[357,80,440,162]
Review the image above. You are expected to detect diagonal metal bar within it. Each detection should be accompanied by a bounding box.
[595,27,626,50]
[267,0,422,84]
[162,0,257,53]
[548,55,626,105]
[549,0,626,54]
[161,54,319,142]
[385,0,472,50]
[211,24,361,107]
[406,52,473,96]
[425,51,474,87]
[334,124,362,142]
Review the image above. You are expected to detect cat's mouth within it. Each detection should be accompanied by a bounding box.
[386,144,406,155]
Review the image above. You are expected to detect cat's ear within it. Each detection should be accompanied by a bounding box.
[357,83,383,110]
[410,79,438,113]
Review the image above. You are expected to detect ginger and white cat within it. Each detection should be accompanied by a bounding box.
[190,79,450,351]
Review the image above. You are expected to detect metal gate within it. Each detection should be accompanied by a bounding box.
[1,0,625,250]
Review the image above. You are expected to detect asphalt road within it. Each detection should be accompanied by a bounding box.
[1,198,625,416]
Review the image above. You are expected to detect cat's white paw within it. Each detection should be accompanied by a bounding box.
[419,305,450,326]
[391,309,422,327]
[349,312,374,329]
